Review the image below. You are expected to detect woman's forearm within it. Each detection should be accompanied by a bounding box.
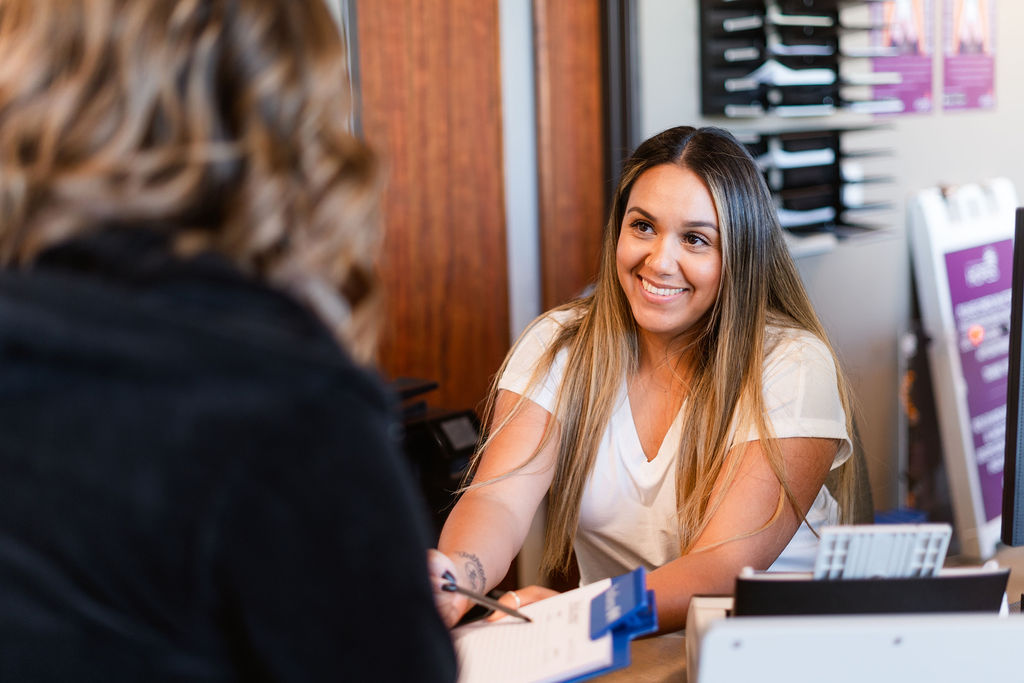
[647,555,742,634]
[438,492,532,592]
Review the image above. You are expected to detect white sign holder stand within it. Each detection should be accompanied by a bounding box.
[907,178,1017,559]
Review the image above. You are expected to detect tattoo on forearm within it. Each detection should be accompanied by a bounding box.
[455,551,486,591]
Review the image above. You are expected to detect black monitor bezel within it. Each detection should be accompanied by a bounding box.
[1000,207,1024,545]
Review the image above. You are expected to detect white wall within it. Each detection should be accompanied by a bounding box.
[500,0,542,342]
[635,0,1024,511]
[499,0,547,587]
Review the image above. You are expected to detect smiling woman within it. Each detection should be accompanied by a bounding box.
[429,125,859,635]
[616,164,723,348]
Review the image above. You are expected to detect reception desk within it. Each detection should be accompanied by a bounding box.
[592,633,686,682]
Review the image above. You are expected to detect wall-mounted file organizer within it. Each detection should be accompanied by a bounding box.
[699,0,902,118]
[735,126,894,239]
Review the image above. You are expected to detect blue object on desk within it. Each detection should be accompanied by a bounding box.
[874,507,928,524]
[561,567,658,682]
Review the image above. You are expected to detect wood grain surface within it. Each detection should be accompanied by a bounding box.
[534,0,608,309]
[356,0,510,412]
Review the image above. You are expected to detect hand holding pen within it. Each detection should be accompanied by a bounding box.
[440,570,532,623]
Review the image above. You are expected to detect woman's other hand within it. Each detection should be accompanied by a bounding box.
[485,584,559,622]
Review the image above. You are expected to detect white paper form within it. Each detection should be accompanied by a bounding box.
[452,578,612,683]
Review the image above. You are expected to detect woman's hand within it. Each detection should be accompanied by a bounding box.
[485,584,559,622]
[427,549,471,628]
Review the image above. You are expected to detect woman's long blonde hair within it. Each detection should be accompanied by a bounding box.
[476,126,856,575]
[0,0,380,360]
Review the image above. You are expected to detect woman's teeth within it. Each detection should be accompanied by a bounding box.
[641,278,684,297]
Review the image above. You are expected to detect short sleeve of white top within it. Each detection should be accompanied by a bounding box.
[498,309,853,585]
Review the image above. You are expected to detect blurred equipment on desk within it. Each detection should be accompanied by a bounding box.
[395,377,479,540]
[687,523,1013,683]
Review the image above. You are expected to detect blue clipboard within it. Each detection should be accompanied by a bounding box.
[562,567,658,682]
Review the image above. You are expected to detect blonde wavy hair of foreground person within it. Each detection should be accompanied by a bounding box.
[0,0,381,361]
[473,126,858,576]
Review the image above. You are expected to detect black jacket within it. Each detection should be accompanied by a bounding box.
[0,230,456,682]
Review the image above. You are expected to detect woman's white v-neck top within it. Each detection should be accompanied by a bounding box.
[498,309,852,585]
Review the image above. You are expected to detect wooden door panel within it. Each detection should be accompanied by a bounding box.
[534,0,607,309]
[356,0,509,413]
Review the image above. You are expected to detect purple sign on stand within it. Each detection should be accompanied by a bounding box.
[944,239,1013,522]
[943,0,995,110]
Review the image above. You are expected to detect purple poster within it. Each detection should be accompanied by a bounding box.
[943,0,996,110]
[871,0,934,114]
[944,239,1013,521]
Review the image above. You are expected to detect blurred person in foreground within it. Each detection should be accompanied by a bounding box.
[0,0,455,680]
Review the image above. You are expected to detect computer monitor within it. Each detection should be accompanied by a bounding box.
[1000,207,1024,545]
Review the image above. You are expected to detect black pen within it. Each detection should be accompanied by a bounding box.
[441,571,532,623]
